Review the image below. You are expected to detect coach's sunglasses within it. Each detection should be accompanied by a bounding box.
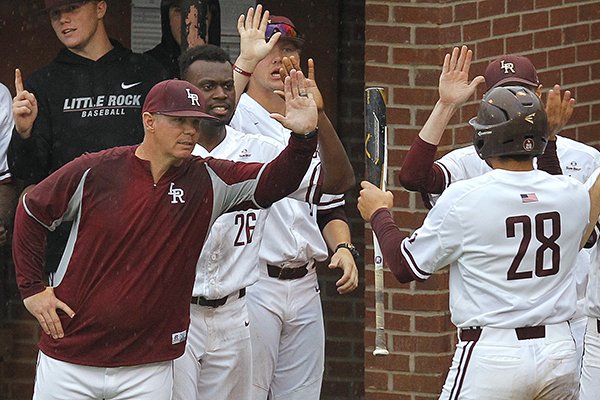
[265,22,301,42]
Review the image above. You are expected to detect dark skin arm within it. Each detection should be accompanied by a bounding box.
[278,56,355,194]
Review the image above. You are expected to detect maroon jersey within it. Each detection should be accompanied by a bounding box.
[13,136,315,367]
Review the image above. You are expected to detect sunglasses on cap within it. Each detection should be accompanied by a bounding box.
[265,22,301,42]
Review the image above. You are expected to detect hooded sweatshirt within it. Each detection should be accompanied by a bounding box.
[145,0,221,78]
[8,39,168,272]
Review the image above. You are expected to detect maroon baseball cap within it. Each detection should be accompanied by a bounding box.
[142,80,218,120]
[41,0,92,12]
[484,55,540,91]
[266,15,305,47]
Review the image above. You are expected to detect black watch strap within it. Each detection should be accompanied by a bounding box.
[335,242,359,259]
[291,127,318,139]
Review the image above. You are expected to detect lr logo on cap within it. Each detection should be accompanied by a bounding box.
[500,60,515,74]
[169,183,185,204]
[186,88,201,107]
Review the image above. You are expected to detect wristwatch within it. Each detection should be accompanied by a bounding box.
[335,242,359,259]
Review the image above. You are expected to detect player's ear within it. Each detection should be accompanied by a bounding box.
[143,112,156,133]
[96,1,108,19]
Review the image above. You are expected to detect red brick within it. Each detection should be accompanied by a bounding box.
[475,38,504,60]
[579,2,600,22]
[392,88,438,106]
[592,22,600,40]
[394,6,442,24]
[366,353,411,372]
[393,47,445,66]
[562,65,590,85]
[415,68,441,87]
[507,0,534,13]
[367,25,411,44]
[366,4,390,23]
[393,128,422,147]
[522,10,550,31]
[366,44,389,64]
[392,371,446,393]
[478,0,506,18]
[366,65,409,85]
[578,42,600,62]
[577,83,600,104]
[414,270,449,291]
[464,20,491,42]
[414,353,454,374]
[387,107,411,125]
[365,370,392,391]
[506,33,534,54]
[414,313,454,333]
[534,29,563,48]
[492,15,521,36]
[455,2,477,22]
[550,6,578,26]
[564,24,590,44]
[392,291,449,312]
[578,123,600,145]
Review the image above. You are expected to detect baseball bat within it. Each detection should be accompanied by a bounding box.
[364,87,389,356]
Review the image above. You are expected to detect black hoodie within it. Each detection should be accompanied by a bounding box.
[145,0,221,78]
[8,40,167,272]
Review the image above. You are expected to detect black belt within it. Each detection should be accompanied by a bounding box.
[597,319,600,334]
[191,288,246,308]
[459,326,546,342]
[267,263,309,280]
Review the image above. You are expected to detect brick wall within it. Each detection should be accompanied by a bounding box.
[364,0,600,398]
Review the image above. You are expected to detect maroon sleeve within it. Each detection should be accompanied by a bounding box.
[317,205,348,231]
[370,208,416,283]
[398,136,447,194]
[536,140,562,175]
[254,134,318,207]
[13,201,49,299]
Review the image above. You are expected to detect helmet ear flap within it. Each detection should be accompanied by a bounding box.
[470,86,548,160]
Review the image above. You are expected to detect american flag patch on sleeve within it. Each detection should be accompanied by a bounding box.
[520,193,539,203]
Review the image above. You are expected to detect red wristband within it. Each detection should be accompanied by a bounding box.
[233,64,252,77]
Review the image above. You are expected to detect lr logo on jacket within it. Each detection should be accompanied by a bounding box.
[186,89,201,107]
[169,183,185,204]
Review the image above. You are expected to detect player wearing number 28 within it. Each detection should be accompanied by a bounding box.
[358,47,600,399]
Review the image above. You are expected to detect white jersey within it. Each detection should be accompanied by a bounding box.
[0,83,13,183]
[190,126,322,297]
[402,169,589,328]
[583,167,600,318]
[430,136,600,316]
[431,135,600,203]
[231,93,330,264]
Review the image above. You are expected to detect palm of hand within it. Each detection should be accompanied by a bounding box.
[439,71,471,105]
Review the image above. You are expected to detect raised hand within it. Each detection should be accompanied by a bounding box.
[269,69,318,134]
[236,4,279,72]
[545,84,575,140]
[439,46,485,107]
[278,57,324,112]
[23,287,75,340]
[12,68,38,139]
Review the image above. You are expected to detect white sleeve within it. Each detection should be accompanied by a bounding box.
[0,84,13,182]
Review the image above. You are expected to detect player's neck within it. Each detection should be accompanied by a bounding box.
[135,143,183,183]
[488,157,534,171]
[197,122,227,152]
[67,26,113,61]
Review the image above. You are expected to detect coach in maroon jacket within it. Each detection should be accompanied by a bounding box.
[12,74,318,399]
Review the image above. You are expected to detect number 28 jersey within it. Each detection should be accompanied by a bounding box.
[403,169,589,329]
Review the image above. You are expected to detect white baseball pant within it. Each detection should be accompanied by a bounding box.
[440,322,578,399]
[580,318,600,400]
[248,265,324,400]
[172,295,252,400]
[33,351,173,400]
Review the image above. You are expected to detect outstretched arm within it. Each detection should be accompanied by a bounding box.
[233,5,279,102]
[279,56,355,193]
[399,46,484,193]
